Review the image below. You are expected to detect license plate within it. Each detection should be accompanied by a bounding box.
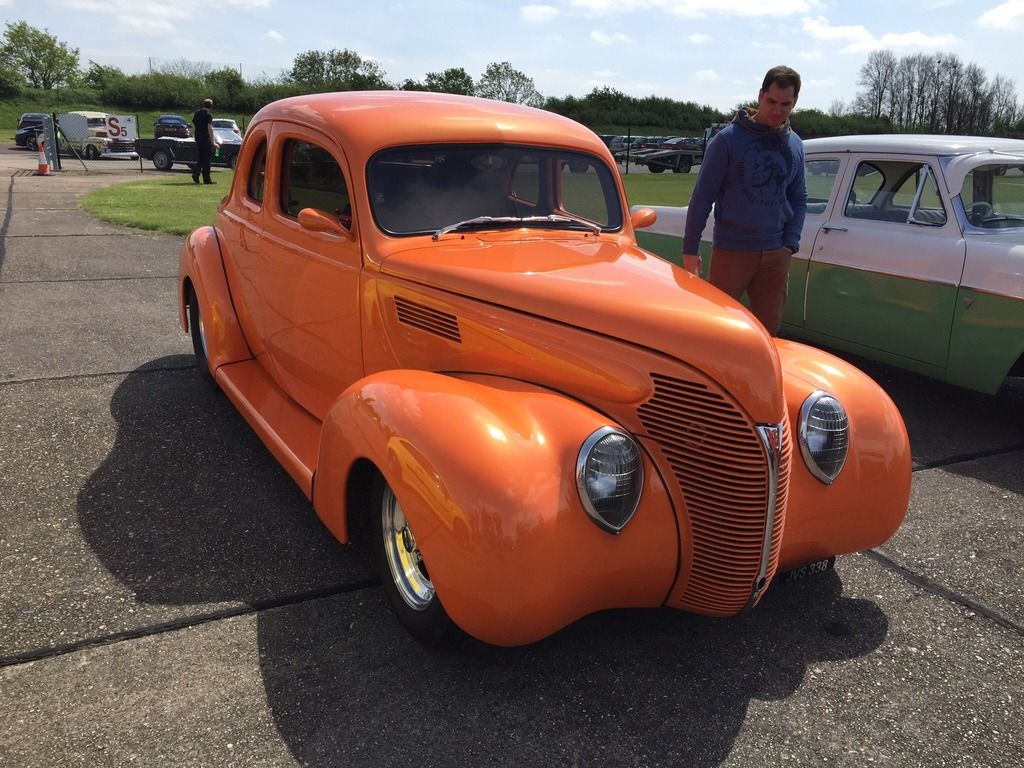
[780,556,836,583]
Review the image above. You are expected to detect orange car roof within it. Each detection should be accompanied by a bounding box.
[249,90,610,161]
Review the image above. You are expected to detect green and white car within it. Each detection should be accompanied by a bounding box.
[636,135,1024,394]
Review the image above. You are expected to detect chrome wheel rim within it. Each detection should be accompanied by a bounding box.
[381,485,434,611]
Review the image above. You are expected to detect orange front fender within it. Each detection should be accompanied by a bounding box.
[313,370,679,646]
[776,340,912,569]
[177,226,251,372]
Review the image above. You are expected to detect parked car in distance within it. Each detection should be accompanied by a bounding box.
[212,118,241,135]
[178,91,911,647]
[154,114,190,138]
[57,111,136,160]
[635,134,1024,394]
[15,112,47,151]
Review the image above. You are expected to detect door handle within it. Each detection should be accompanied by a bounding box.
[822,223,848,232]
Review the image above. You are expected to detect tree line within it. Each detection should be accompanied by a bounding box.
[2,20,1022,139]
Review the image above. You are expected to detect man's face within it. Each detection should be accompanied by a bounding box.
[754,83,797,128]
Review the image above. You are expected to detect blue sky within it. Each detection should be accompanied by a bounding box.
[3,0,1023,114]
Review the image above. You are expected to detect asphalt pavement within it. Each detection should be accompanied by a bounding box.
[0,146,1021,768]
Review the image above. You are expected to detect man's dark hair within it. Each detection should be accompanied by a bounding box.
[762,66,801,99]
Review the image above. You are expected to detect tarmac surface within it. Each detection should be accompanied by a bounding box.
[0,146,1021,768]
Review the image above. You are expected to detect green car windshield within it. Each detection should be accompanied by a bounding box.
[367,144,623,236]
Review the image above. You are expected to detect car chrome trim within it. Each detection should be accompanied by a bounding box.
[746,421,784,609]
[798,390,849,485]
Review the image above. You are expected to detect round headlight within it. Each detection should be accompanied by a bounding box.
[799,391,849,484]
[576,426,643,534]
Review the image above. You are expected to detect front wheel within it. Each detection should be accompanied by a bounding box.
[152,149,173,171]
[25,135,37,152]
[187,286,218,390]
[372,475,451,644]
[85,145,100,160]
[676,156,692,173]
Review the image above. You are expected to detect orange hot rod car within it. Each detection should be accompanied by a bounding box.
[177,92,911,646]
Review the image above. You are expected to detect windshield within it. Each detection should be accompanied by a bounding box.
[960,163,1024,229]
[367,144,623,236]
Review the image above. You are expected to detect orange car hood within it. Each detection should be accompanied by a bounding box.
[378,234,784,422]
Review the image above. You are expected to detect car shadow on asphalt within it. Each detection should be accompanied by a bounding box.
[257,569,886,768]
[77,356,890,768]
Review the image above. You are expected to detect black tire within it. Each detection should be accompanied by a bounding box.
[677,156,692,173]
[25,134,37,152]
[371,474,451,644]
[229,154,238,170]
[648,164,665,174]
[152,149,173,171]
[187,286,218,390]
[85,145,99,160]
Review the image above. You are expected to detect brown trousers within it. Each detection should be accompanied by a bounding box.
[709,246,792,336]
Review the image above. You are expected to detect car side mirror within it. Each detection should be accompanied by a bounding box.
[631,207,657,229]
[298,207,354,241]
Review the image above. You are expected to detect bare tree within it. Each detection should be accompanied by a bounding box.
[855,50,897,120]
[476,62,543,107]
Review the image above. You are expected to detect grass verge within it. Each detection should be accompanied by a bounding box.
[80,174,229,236]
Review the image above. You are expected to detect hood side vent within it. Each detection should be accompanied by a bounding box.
[394,296,462,342]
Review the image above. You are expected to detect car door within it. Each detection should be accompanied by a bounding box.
[250,122,363,421]
[783,155,847,329]
[803,154,965,370]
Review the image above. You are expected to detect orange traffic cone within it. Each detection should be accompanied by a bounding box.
[35,138,52,176]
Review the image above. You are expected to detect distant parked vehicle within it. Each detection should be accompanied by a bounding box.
[154,115,191,139]
[212,118,241,136]
[57,111,137,160]
[15,113,47,151]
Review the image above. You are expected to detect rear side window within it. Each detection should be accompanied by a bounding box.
[247,139,267,203]
[280,140,351,226]
[804,158,840,215]
[844,160,946,225]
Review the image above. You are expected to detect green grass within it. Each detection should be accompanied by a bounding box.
[620,172,697,207]
[80,174,228,235]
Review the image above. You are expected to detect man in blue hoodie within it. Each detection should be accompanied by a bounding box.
[682,65,807,336]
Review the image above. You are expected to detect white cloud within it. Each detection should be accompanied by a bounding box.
[688,33,711,44]
[590,30,633,45]
[521,4,560,22]
[264,30,284,42]
[571,0,814,17]
[54,0,271,35]
[695,69,718,82]
[803,15,959,54]
[802,16,871,43]
[978,0,1024,30]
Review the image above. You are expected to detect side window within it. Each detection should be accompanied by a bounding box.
[846,162,884,216]
[280,140,351,228]
[560,158,611,225]
[845,160,946,225]
[246,139,267,203]
[961,164,1024,228]
[804,159,840,215]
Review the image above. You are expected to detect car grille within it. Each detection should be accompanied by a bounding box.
[109,140,135,153]
[637,373,791,615]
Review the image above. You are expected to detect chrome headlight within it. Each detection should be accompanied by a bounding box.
[576,426,643,534]
[799,391,849,484]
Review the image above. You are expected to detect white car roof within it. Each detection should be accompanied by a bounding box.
[804,134,1024,197]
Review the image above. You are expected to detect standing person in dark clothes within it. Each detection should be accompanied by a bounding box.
[191,98,219,185]
[681,65,807,336]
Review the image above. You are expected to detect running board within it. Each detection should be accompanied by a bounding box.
[215,359,320,498]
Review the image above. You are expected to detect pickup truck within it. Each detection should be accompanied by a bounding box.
[134,136,241,172]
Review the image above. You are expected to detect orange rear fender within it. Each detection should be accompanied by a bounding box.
[313,370,679,646]
[177,226,251,370]
[776,340,912,569]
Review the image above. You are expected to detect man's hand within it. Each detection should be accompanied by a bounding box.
[682,253,703,276]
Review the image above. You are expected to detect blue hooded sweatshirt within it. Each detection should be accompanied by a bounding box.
[682,109,807,255]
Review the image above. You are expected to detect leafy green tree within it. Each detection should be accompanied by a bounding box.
[205,67,246,109]
[0,21,80,89]
[287,48,390,91]
[476,61,543,107]
[424,67,474,96]
[82,61,125,92]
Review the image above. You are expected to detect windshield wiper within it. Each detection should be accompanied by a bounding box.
[432,214,602,240]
